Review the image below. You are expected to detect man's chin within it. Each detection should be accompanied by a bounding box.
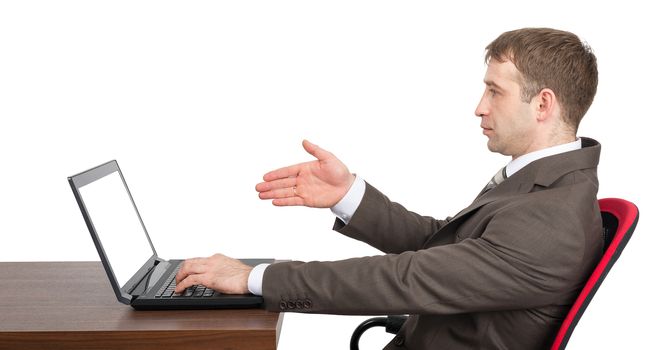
[486,140,498,153]
[486,141,508,156]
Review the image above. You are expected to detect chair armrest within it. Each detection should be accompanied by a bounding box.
[350,315,408,350]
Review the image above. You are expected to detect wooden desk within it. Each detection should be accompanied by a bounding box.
[0,262,283,350]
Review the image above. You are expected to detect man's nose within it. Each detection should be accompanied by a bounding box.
[474,95,488,117]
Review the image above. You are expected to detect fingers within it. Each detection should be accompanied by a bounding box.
[174,258,207,293]
[302,139,332,161]
[175,274,206,293]
[174,256,217,293]
[175,258,207,287]
[262,163,303,182]
[261,140,332,183]
[259,187,299,200]
[174,254,252,295]
[255,177,297,194]
[272,196,305,206]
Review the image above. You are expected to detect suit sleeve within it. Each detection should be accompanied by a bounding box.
[334,181,453,253]
[262,199,598,316]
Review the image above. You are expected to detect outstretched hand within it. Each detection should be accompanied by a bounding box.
[255,140,355,208]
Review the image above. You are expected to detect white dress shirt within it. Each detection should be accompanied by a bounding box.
[247,138,582,295]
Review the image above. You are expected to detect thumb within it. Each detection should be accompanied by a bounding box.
[302,139,331,161]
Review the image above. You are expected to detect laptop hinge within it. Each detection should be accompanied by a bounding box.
[128,259,170,296]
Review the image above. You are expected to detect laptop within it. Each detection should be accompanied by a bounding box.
[68,160,273,310]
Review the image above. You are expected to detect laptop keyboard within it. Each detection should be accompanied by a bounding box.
[155,263,215,298]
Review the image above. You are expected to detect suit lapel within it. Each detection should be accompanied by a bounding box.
[447,170,534,225]
[444,137,601,226]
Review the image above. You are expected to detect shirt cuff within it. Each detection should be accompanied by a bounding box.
[330,175,366,225]
[248,263,270,296]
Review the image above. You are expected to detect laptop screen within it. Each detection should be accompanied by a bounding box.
[78,170,154,288]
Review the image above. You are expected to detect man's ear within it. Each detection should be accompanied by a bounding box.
[535,88,557,122]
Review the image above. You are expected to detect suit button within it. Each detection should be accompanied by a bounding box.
[303,299,312,309]
[287,301,296,309]
[393,336,405,346]
[296,300,304,309]
[279,301,287,310]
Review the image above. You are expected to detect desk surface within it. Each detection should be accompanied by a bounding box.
[0,261,283,350]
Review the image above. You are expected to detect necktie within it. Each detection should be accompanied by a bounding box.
[481,166,507,195]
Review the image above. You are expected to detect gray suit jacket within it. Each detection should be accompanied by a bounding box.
[263,137,603,349]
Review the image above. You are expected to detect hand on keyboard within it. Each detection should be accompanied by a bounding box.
[156,263,216,298]
[174,254,253,295]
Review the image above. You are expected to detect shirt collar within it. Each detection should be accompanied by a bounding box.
[505,138,582,178]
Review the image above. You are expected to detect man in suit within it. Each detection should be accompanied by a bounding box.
[175,27,602,349]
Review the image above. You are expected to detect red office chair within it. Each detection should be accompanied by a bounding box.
[551,197,638,349]
[350,198,639,350]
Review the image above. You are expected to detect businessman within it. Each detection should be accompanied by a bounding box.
[176,27,603,349]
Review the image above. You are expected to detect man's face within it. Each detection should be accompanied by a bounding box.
[475,59,537,159]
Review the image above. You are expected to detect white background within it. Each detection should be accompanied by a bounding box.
[1,1,665,348]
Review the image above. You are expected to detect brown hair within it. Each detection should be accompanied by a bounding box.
[485,28,598,131]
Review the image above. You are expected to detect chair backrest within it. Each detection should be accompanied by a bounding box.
[550,198,639,350]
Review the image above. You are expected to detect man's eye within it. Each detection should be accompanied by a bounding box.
[488,88,497,96]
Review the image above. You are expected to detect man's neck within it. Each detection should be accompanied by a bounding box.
[506,137,582,177]
[512,133,577,160]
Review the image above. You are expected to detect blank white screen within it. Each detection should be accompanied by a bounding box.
[79,171,154,288]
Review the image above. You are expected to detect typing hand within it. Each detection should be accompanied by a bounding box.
[174,254,252,295]
[255,140,355,208]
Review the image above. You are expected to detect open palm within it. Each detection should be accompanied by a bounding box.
[255,140,355,208]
